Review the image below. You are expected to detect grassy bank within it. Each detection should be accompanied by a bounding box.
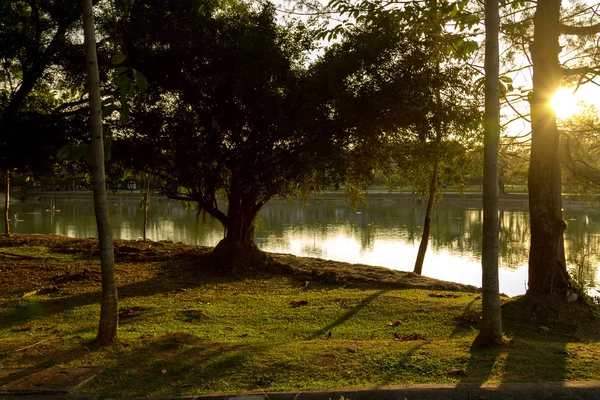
[0,235,599,398]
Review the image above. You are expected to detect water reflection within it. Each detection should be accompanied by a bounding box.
[6,196,600,297]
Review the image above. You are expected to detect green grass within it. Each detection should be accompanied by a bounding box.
[0,236,598,398]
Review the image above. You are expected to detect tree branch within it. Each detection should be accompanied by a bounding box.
[561,66,600,77]
[560,23,600,35]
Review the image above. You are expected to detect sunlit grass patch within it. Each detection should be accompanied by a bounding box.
[0,235,599,398]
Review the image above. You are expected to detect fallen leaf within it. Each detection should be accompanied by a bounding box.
[429,292,460,298]
[119,309,137,319]
[17,325,33,332]
[290,300,308,307]
[22,290,38,298]
[446,368,468,377]
[394,332,427,341]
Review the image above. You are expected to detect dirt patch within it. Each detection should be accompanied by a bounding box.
[0,234,480,295]
[0,366,103,394]
[0,234,212,263]
[270,254,480,292]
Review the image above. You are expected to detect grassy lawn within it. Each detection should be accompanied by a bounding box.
[0,235,598,398]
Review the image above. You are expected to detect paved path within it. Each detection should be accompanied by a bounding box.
[110,382,600,400]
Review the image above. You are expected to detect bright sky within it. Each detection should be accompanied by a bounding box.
[551,85,600,120]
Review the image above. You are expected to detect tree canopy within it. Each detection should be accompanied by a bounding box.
[107,0,470,271]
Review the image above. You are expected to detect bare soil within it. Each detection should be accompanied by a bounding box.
[0,234,479,297]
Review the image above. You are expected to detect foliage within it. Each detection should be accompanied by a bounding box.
[113,0,457,250]
[0,1,84,173]
[559,105,600,195]
[498,138,529,191]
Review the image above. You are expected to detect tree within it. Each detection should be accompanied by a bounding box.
[523,0,600,297]
[391,137,481,275]
[322,0,482,275]
[0,2,85,234]
[82,0,118,343]
[496,0,600,297]
[115,0,450,272]
[140,173,151,241]
[0,1,81,163]
[3,169,9,235]
[526,0,570,297]
[473,0,502,347]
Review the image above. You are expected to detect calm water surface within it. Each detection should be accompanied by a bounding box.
[6,195,600,297]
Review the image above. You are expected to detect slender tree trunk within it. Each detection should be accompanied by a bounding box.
[3,169,9,236]
[413,159,438,275]
[82,0,118,344]
[498,164,505,196]
[142,174,150,241]
[473,0,503,347]
[527,0,570,297]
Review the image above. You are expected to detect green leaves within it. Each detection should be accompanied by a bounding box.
[103,53,148,123]
[133,69,148,92]
[111,53,127,65]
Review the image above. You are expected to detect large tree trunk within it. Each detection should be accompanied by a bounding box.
[3,169,9,236]
[473,0,503,347]
[210,170,271,274]
[527,0,570,297]
[82,0,119,344]
[413,159,438,275]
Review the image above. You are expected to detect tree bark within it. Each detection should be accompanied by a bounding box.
[527,0,570,297]
[413,159,438,275]
[210,169,270,274]
[82,0,119,344]
[3,169,9,236]
[142,174,150,241]
[473,0,503,348]
[498,164,505,196]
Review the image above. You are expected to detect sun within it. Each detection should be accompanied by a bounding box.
[551,88,583,120]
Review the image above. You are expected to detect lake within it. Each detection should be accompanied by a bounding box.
[5,194,600,297]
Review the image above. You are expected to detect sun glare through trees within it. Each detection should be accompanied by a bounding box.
[551,87,585,120]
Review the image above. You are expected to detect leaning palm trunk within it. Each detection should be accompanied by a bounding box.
[3,169,9,235]
[413,159,439,275]
[82,0,119,344]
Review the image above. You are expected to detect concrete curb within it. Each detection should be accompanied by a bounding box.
[2,381,600,400]
[98,381,600,400]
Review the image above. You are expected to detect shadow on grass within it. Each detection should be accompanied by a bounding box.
[460,296,600,387]
[0,255,238,332]
[80,333,272,397]
[0,340,109,388]
[311,289,389,339]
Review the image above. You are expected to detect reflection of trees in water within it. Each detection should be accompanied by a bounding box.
[564,213,600,289]
[9,199,600,286]
[498,210,529,269]
[254,203,599,285]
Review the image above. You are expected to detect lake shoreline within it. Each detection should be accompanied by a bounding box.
[5,189,600,211]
